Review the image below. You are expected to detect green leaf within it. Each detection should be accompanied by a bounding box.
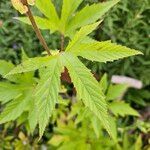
[106,84,128,101]
[16,16,57,31]
[21,48,29,61]
[0,93,31,124]
[66,21,101,51]
[135,135,142,150]
[17,112,28,126]
[0,59,34,83]
[66,0,120,33]
[99,73,108,93]
[0,60,14,76]
[108,116,117,142]
[5,55,56,76]
[61,52,112,137]
[91,116,102,138]
[109,102,140,117]
[35,0,59,24]
[49,135,65,147]
[28,99,38,133]
[35,57,62,138]
[0,82,22,104]
[60,0,83,33]
[70,41,142,63]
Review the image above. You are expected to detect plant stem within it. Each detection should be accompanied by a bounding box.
[60,34,65,51]
[21,0,51,55]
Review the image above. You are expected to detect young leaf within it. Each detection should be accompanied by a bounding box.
[66,21,101,51]
[35,0,59,24]
[66,0,120,34]
[5,55,56,76]
[0,93,31,124]
[70,41,142,63]
[106,84,128,101]
[35,57,62,137]
[61,52,112,137]
[109,102,140,117]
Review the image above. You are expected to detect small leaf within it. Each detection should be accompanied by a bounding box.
[106,84,128,101]
[109,102,140,117]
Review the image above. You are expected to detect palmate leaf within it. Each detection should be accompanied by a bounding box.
[66,0,120,34]
[35,57,62,138]
[61,52,112,137]
[5,55,56,77]
[109,102,140,117]
[0,92,31,124]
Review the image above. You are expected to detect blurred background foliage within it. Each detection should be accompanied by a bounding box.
[0,0,150,149]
